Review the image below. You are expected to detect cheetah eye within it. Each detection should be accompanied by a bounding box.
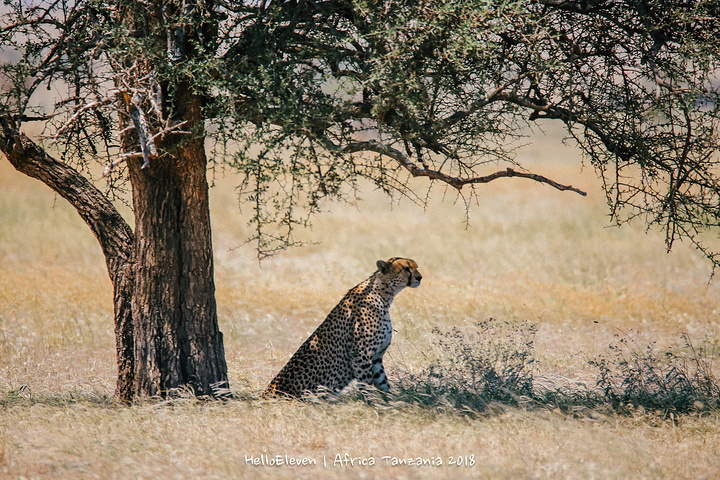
[403,266,410,272]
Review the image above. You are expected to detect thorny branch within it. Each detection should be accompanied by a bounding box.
[314,135,587,196]
[53,99,113,139]
[102,120,190,177]
[47,57,195,177]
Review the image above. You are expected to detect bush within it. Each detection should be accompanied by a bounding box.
[392,319,538,413]
[589,332,720,414]
[389,320,720,418]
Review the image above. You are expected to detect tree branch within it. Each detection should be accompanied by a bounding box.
[53,99,113,140]
[130,93,157,168]
[0,114,134,278]
[316,136,587,196]
[102,120,191,177]
[536,0,609,13]
[437,74,530,131]
[0,112,137,401]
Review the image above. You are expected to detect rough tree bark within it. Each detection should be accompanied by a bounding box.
[126,85,228,398]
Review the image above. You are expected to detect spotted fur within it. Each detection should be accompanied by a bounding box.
[262,257,422,398]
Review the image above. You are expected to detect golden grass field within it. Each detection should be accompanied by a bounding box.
[1,129,720,479]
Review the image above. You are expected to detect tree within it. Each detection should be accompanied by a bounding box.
[1,0,718,402]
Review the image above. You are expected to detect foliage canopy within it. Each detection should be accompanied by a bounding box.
[2,0,719,262]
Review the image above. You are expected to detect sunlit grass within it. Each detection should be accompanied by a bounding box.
[2,129,720,478]
[2,394,720,479]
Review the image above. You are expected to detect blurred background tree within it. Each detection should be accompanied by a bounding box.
[1,0,718,401]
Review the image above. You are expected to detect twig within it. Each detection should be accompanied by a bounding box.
[102,155,132,177]
[438,74,529,131]
[53,98,112,140]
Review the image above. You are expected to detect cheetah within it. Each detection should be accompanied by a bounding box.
[262,257,422,398]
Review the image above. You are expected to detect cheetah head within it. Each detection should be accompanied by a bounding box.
[376,257,422,290]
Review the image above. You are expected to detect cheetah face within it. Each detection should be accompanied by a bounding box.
[376,257,422,290]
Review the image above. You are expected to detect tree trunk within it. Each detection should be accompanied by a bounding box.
[127,135,228,398]
[0,112,229,401]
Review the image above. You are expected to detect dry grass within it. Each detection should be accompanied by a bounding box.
[3,397,720,479]
[2,129,720,478]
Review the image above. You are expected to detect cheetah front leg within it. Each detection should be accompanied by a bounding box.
[371,356,389,392]
[370,346,390,392]
[352,349,389,392]
[352,348,390,392]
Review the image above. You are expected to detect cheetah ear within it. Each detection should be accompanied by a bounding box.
[376,260,390,274]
